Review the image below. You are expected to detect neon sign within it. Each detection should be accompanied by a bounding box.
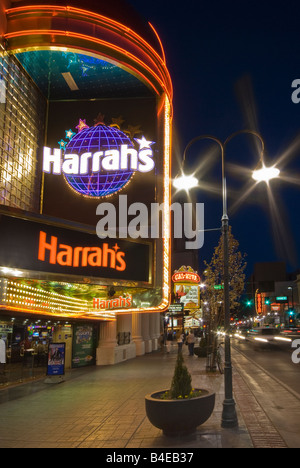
[93,295,133,310]
[38,231,126,272]
[43,121,155,198]
[256,291,262,315]
[172,272,200,284]
[172,266,201,284]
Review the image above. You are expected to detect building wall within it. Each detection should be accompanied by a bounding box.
[0,2,171,369]
[0,53,46,211]
[96,312,161,365]
[253,261,286,282]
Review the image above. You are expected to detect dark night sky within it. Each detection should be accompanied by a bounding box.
[128,0,300,277]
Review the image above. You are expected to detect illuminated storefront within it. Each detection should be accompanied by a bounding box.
[0,0,172,380]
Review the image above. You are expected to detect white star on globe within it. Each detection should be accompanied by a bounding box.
[135,136,155,149]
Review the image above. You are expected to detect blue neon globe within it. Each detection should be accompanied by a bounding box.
[64,124,135,197]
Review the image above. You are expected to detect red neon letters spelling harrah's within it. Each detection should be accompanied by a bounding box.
[38,231,126,271]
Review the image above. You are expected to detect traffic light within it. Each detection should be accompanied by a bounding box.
[289,310,295,326]
[264,297,271,305]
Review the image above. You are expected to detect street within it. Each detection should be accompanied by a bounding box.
[231,336,300,448]
[233,336,300,395]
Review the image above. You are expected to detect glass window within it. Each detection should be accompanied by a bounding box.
[0,53,46,212]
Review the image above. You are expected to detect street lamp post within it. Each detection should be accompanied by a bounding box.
[174,129,275,428]
[288,286,295,310]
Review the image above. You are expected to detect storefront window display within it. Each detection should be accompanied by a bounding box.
[0,317,53,385]
[0,316,97,386]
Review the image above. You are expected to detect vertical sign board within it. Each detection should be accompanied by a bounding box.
[172,268,201,310]
[255,291,263,315]
[72,325,96,368]
[47,343,66,376]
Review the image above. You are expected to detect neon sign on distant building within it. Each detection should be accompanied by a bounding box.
[172,272,201,284]
[43,120,155,198]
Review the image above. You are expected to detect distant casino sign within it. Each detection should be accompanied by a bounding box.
[172,272,200,284]
[43,122,155,198]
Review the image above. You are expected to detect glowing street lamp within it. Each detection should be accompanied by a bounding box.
[173,173,198,191]
[174,129,266,429]
[252,164,280,183]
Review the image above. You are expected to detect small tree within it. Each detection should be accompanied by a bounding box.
[203,226,247,323]
[170,352,192,399]
[203,227,247,370]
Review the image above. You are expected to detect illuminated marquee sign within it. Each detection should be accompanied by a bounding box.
[38,231,126,272]
[0,215,151,283]
[173,267,200,310]
[43,121,156,198]
[172,272,201,284]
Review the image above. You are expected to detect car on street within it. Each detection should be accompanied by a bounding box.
[275,328,300,346]
[247,327,280,346]
[234,326,250,341]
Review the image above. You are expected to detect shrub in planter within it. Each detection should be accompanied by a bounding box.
[145,352,215,436]
[194,336,208,358]
[194,346,208,358]
[169,351,192,398]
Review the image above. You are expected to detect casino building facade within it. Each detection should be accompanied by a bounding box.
[0,0,172,383]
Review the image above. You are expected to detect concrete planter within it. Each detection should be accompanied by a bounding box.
[145,389,215,436]
[194,346,208,358]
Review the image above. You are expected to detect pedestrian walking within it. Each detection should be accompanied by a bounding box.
[166,332,173,353]
[176,332,185,353]
[187,331,195,356]
[0,335,6,384]
[158,333,164,352]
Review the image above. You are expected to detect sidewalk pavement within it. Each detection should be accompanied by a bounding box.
[0,345,290,449]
